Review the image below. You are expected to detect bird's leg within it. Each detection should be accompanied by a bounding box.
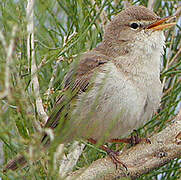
[110,130,151,146]
[87,138,127,170]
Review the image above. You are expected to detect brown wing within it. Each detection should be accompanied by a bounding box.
[44,51,109,130]
[4,51,109,172]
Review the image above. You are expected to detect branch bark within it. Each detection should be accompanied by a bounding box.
[66,111,181,180]
[59,141,85,178]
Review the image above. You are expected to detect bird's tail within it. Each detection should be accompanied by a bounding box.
[3,95,70,173]
[3,155,27,173]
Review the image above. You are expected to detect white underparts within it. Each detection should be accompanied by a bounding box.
[72,30,165,141]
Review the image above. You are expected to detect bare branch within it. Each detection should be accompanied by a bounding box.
[59,141,85,178]
[26,0,48,125]
[66,113,181,180]
[45,58,62,101]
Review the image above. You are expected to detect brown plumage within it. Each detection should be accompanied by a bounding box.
[3,5,176,172]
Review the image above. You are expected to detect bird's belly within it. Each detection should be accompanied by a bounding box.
[72,64,161,142]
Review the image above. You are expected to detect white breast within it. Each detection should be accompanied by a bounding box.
[71,31,164,142]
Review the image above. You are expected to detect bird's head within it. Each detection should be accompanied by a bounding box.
[103,6,176,55]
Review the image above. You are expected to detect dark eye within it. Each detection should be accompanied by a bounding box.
[130,23,139,29]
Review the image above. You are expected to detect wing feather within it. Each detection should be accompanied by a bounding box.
[44,51,109,130]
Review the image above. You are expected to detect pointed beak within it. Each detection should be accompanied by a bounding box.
[146,16,176,31]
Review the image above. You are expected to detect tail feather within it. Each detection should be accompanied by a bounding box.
[3,95,70,173]
[3,155,27,172]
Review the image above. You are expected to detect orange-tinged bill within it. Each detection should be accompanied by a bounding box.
[147,16,176,31]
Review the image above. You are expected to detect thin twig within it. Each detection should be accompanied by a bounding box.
[168,45,181,66]
[0,26,17,99]
[45,58,62,101]
[37,57,47,70]
[90,0,109,30]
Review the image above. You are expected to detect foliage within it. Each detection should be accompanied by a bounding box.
[0,0,180,179]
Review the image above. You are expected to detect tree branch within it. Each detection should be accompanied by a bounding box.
[59,141,85,178]
[66,112,181,180]
[27,0,48,126]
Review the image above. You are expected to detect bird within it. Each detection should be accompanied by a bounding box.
[3,5,176,172]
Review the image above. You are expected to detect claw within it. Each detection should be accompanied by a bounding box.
[101,145,127,170]
[110,130,151,146]
[87,138,127,170]
[107,150,127,170]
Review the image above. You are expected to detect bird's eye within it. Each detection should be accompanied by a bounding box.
[130,23,139,29]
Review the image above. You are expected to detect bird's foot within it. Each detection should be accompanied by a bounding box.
[110,130,151,146]
[129,130,151,145]
[87,138,127,170]
[101,145,127,170]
